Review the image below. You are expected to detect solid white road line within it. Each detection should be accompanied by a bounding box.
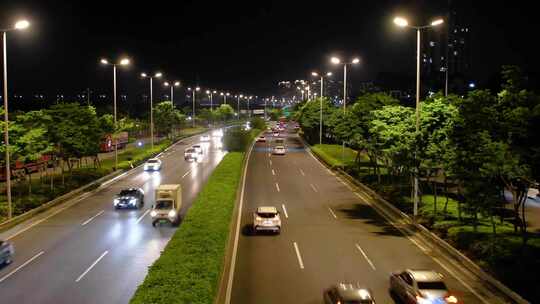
[328,207,338,219]
[75,250,109,283]
[225,142,255,304]
[293,242,305,269]
[281,204,289,218]
[81,210,104,226]
[0,251,45,283]
[135,209,151,224]
[272,169,276,176]
[355,244,376,271]
[275,182,280,192]
[310,183,318,193]
[299,168,305,176]
[269,160,273,166]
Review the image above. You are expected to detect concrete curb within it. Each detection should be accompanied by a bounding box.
[306,142,529,304]
[0,128,210,234]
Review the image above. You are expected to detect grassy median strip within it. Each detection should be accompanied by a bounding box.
[130,152,244,304]
[311,144,358,168]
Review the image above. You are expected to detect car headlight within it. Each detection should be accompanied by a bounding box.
[113,198,119,205]
[129,199,137,205]
[144,165,149,170]
[446,295,458,303]
[150,210,157,217]
[168,210,176,218]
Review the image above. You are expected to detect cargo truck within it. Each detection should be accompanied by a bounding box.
[150,184,182,226]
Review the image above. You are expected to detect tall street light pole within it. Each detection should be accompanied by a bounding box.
[311,71,332,145]
[206,90,217,111]
[164,81,181,105]
[1,19,30,219]
[236,94,243,120]
[141,72,162,150]
[188,87,200,127]
[330,56,360,111]
[101,57,130,170]
[394,16,444,222]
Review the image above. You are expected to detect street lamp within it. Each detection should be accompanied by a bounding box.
[394,15,444,221]
[330,56,360,111]
[187,87,200,127]
[141,72,162,149]
[100,56,130,170]
[164,81,181,105]
[311,71,332,144]
[237,94,243,120]
[2,19,30,219]
[206,90,217,111]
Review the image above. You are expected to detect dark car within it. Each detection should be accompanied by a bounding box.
[324,283,376,304]
[0,240,14,265]
[113,188,145,209]
[390,269,459,303]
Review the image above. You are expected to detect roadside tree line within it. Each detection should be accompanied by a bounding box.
[294,66,540,244]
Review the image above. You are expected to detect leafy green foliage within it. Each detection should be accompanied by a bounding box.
[249,116,266,130]
[223,127,254,151]
[130,152,244,304]
[153,101,185,137]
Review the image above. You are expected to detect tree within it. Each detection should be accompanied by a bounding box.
[153,101,183,138]
[216,104,234,122]
[249,116,266,130]
[296,98,335,144]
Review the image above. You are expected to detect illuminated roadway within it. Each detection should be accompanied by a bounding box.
[229,127,504,304]
[0,131,226,304]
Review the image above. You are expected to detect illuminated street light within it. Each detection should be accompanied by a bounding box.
[100,57,131,169]
[330,56,360,111]
[311,71,333,144]
[393,15,444,221]
[141,71,163,149]
[2,18,31,219]
[164,80,181,106]
[187,87,200,127]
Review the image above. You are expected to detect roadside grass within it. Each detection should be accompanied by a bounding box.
[0,127,208,223]
[311,144,358,168]
[130,152,244,304]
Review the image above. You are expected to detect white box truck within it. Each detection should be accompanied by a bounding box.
[150,184,182,226]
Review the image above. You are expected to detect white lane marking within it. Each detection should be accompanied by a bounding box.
[281,204,289,218]
[275,183,280,192]
[293,242,305,269]
[310,183,318,193]
[328,207,338,219]
[75,250,109,283]
[431,257,490,304]
[0,251,45,283]
[225,141,255,304]
[81,210,104,226]
[135,209,151,224]
[182,168,193,178]
[271,169,276,176]
[269,160,273,166]
[355,244,376,270]
[299,168,305,176]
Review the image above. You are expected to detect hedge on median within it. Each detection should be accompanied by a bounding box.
[130,151,245,304]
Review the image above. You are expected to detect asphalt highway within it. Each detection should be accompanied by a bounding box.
[0,130,226,304]
[230,128,498,304]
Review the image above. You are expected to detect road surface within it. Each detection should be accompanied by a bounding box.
[0,130,226,304]
[230,128,499,304]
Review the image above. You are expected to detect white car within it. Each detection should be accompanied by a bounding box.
[144,158,162,171]
[184,148,198,161]
[256,136,266,143]
[253,206,281,234]
[273,132,280,137]
[192,144,203,154]
[272,146,286,155]
[200,134,210,142]
[212,129,223,137]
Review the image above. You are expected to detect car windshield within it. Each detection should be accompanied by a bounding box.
[155,200,173,209]
[257,212,276,218]
[193,145,201,148]
[186,148,196,153]
[147,159,159,163]
[119,190,136,196]
[417,281,447,290]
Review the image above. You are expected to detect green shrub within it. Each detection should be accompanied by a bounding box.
[130,152,245,304]
[249,116,266,130]
[223,127,251,151]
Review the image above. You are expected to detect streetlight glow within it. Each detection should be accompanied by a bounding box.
[331,57,341,64]
[195,87,200,91]
[393,17,409,27]
[141,72,147,77]
[206,90,210,94]
[431,19,444,26]
[174,81,180,86]
[119,58,130,65]
[14,20,30,30]
[155,72,162,78]
[164,82,170,86]
[311,72,319,77]
[326,72,333,76]
[100,58,109,65]
[352,58,360,64]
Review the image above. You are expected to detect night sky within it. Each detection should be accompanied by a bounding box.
[1,1,539,101]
